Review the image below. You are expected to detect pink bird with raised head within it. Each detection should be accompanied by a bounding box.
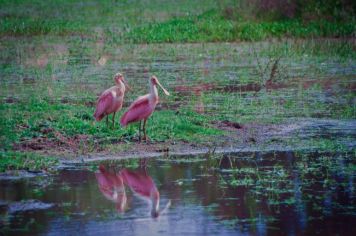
[93,72,130,127]
[120,75,169,141]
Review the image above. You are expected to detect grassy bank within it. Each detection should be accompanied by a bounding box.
[1,39,355,171]
[0,151,58,172]
[0,96,222,152]
[0,1,355,172]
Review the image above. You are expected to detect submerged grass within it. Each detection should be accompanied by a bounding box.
[218,151,356,212]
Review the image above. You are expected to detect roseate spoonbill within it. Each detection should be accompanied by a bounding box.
[120,76,169,141]
[94,72,130,127]
[95,165,127,213]
[120,168,170,218]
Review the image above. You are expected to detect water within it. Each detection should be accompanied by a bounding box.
[1,151,355,235]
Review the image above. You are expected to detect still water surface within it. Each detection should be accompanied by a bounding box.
[0,151,355,235]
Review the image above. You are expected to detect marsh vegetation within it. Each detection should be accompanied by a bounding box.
[0,1,355,235]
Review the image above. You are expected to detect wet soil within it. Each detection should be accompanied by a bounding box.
[12,118,355,165]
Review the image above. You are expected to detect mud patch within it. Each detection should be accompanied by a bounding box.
[6,200,54,214]
[14,132,94,154]
[3,96,19,104]
[213,120,244,130]
[12,118,356,164]
[0,170,45,180]
[173,76,356,96]
[211,118,356,149]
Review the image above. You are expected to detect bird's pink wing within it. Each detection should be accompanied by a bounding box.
[120,169,155,198]
[93,92,113,121]
[120,96,151,126]
[95,166,113,190]
[95,172,115,199]
[95,166,125,202]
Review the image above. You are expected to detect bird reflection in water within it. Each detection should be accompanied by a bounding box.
[95,164,170,218]
[95,165,127,213]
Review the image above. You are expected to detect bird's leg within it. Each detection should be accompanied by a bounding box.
[138,120,142,142]
[106,116,109,127]
[112,112,116,129]
[143,119,148,142]
[139,158,148,170]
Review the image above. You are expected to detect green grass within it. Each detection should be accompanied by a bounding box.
[0,97,222,154]
[0,1,355,172]
[0,98,224,170]
[125,10,235,43]
[0,151,58,172]
[126,11,355,43]
[0,1,354,42]
[201,88,355,124]
[0,17,83,36]
[0,40,354,168]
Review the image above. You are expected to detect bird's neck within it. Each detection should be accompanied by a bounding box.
[115,80,125,91]
[149,84,158,100]
[150,190,160,216]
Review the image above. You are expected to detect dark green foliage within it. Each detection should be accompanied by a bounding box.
[126,10,355,43]
[0,0,354,42]
[0,17,83,36]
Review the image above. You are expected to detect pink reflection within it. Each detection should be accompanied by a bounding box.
[120,168,170,218]
[95,165,127,213]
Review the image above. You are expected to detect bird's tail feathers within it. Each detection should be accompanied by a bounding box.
[120,113,128,127]
[93,111,104,121]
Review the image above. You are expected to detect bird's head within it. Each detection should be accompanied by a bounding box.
[150,76,170,96]
[114,73,124,84]
[150,190,160,218]
[114,72,131,91]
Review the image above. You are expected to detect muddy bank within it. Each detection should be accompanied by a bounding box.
[0,170,47,180]
[60,118,355,164]
[3,200,55,214]
[9,118,355,166]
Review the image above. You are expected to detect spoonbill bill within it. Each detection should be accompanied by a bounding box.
[120,76,169,141]
[93,72,130,127]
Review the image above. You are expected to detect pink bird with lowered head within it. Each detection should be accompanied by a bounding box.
[120,168,170,218]
[95,165,127,213]
[120,75,169,141]
[94,72,130,127]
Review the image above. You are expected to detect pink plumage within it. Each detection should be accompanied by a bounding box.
[95,165,127,212]
[120,168,158,199]
[120,168,163,217]
[120,95,152,127]
[120,76,169,141]
[94,93,114,121]
[93,73,129,127]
